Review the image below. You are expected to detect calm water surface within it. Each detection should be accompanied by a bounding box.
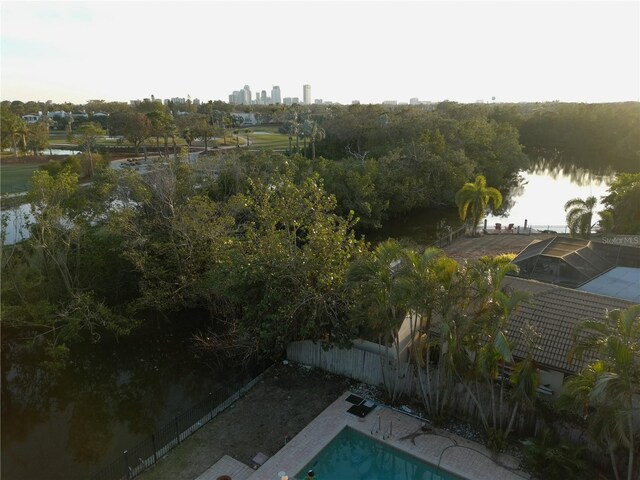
[367,166,613,245]
[296,427,461,479]
[1,332,253,480]
[486,167,613,232]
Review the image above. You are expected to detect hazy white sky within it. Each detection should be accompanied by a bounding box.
[1,1,639,105]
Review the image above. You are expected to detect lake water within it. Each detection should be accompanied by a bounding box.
[485,167,612,233]
[48,148,82,155]
[367,166,613,245]
[1,331,255,480]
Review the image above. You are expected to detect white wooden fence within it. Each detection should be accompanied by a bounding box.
[287,340,417,396]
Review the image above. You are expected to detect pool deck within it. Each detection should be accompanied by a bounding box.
[245,391,529,480]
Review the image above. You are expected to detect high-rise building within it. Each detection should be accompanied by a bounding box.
[271,86,281,105]
[243,85,252,105]
[229,91,243,104]
[303,84,311,105]
[261,90,267,104]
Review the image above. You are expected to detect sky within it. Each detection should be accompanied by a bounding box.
[1,0,639,105]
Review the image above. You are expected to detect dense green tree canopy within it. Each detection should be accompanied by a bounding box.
[600,173,640,234]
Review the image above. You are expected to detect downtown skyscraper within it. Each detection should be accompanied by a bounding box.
[303,84,311,105]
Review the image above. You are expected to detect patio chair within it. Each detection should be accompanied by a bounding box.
[507,223,514,233]
[495,223,502,233]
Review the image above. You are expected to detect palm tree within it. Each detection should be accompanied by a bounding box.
[307,120,326,160]
[564,305,640,480]
[1,110,28,160]
[564,196,598,239]
[455,175,503,236]
[346,240,407,402]
[458,256,535,448]
[14,120,29,160]
[397,247,458,419]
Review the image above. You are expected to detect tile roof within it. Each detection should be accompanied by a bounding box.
[503,276,636,373]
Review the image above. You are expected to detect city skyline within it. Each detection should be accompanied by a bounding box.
[1,1,639,105]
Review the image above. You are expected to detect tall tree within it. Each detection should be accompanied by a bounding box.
[564,195,598,239]
[203,174,364,362]
[397,247,455,419]
[455,175,503,236]
[1,105,28,160]
[75,123,105,177]
[304,119,326,160]
[346,240,408,402]
[601,173,640,234]
[26,119,50,156]
[109,111,151,156]
[564,305,640,480]
[146,109,173,156]
[2,169,131,363]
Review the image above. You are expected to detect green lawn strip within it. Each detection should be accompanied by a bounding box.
[1,163,39,194]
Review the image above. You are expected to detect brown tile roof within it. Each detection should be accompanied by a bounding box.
[502,276,637,373]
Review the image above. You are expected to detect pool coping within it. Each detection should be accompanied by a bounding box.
[246,391,529,480]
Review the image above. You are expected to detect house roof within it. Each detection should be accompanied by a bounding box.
[503,276,636,374]
[578,267,640,302]
[511,236,640,288]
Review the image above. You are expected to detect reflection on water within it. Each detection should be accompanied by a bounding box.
[2,203,32,245]
[529,156,614,186]
[362,207,462,247]
[1,330,253,480]
[364,164,613,246]
[486,167,613,230]
[48,148,82,156]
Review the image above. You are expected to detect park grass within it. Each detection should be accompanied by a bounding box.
[1,163,39,194]
[243,127,291,150]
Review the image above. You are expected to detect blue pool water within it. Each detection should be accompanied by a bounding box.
[295,427,463,480]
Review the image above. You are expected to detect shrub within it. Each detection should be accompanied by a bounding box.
[524,431,587,480]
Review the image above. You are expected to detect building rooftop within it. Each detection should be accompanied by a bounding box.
[511,236,640,289]
[503,276,636,373]
[578,266,640,302]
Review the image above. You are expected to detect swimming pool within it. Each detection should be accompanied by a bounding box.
[295,426,463,479]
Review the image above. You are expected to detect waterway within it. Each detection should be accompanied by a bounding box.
[366,165,613,245]
[1,326,256,480]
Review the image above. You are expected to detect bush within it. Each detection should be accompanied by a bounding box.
[524,431,587,480]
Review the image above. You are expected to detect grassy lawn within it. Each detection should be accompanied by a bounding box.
[46,126,292,154]
[1,163,39,194]
[243,126,291,150]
